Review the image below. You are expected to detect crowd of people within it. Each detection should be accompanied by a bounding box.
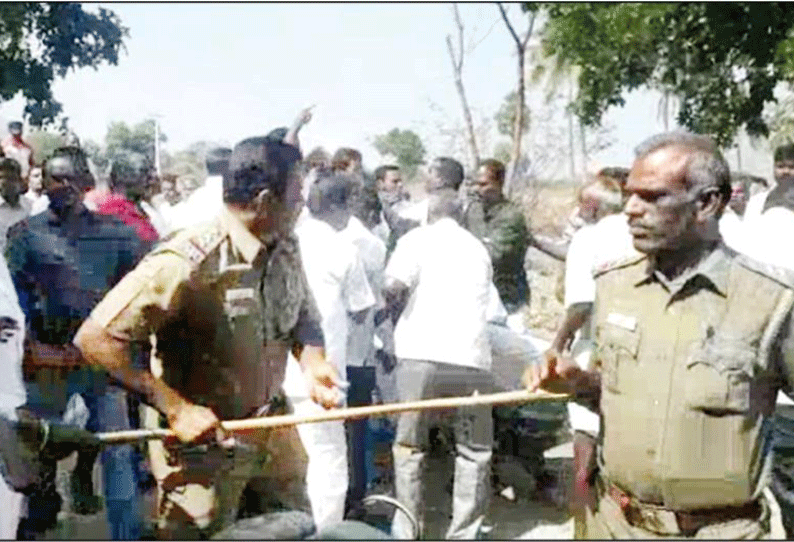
[0,109,793,541]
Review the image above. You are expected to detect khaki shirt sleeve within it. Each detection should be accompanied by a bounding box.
[777,296,794,399]
[89,251,192,342]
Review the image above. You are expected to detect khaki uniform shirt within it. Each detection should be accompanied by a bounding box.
[89,207,323,421]
[593,243,794,510]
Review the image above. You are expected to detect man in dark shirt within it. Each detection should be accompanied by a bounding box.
[465,159,530,312]
[6,151,145,539]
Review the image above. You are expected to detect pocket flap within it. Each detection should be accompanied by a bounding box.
[687,336,756,375]
[599,322,642,357]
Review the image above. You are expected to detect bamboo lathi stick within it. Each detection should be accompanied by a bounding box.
[97,389,569,445]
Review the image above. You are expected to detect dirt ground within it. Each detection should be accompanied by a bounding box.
[522,184,578,339]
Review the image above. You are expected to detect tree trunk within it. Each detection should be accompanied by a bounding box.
[568,79,576,180]
[454,70,480,172]
[507,50,525,194]
[498,3,535,195]
[446,5,480,173]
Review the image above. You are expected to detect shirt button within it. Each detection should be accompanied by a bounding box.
[646,448,656,458]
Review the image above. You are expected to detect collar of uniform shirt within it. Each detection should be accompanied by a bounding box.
[219,205,263,263]
[634,242,731,299]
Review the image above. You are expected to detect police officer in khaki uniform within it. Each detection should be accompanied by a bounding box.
[525,131,794,539]
[74,137,344,539]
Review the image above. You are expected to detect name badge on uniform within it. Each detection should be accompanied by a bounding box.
[607,312,637,332]
[225,288,256,318]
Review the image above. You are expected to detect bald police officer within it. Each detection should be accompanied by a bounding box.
[526,131,794,539]
[74,137,343,539]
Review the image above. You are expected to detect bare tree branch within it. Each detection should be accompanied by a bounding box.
[445,2,480,170]
[452,3,465,71]
[523,11,536,48]
[497,3,521,47]
[497,2,536,194]
[468,16,501,54]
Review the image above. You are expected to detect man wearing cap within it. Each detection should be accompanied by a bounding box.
[74,136,343,539]
[1,122,33,181]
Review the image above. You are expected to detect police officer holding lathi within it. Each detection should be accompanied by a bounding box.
[525,132,793,539]
[74,136,343,539]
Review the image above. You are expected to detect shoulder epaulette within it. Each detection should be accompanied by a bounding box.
[593,252,646,278]
[155,221,225,267]
[736,253,794,290]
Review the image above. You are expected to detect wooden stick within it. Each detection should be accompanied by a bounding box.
[97,389,569,445]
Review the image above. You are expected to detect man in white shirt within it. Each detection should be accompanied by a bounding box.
[1,122,33,180]
[384,191,493,540]
[736,143,794,538]
[340,179,388,517]
[22,167,48,217]
[283,170,375,531]
[0,159,31,254]
[0,247,27,538]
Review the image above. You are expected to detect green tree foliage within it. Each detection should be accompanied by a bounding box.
[539,2,794,145]
[85,120,167,178]
[25,129,64,165]
[0,3,127,126]
[495,91,530,141]
[104,120,166,162]
[373,128,426,178]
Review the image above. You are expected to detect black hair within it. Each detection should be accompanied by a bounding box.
[206,147,232,176]
[374,165,399,183]
[351,175,382,223]
[307,170,355,216]
[45,146,95,191]
[331,148,362,172]
[223,137,302,205]
[109,152,154,190]
[774,143,794,164]
[0,158,21,179]
[266,127,289,143]
[433,157,464,190]
[478,159,505,184]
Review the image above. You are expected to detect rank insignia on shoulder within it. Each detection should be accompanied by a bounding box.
[172,223,225,266]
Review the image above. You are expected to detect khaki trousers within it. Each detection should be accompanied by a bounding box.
[142,405,309,540]
[581,478,777,540]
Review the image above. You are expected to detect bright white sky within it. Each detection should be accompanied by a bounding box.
[0,2,774,179]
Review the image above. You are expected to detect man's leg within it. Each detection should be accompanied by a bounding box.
[771,403,794,538]
[345,365,377,517]
[571,430,598,539]
[443,364,494,540]
[391,359,434,540]
[293,398,348,532]
[66,367,103,515]
[98,385,141,540]
[0,475,24,539]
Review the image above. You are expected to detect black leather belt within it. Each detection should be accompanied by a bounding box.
[607,481,762,534]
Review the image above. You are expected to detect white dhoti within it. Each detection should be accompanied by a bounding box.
[283,354,348,531]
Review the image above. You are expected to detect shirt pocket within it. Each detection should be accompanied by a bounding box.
[684,337,756,415]
[597,323,641,395]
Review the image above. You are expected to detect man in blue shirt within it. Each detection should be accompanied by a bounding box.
[6,152,145,540]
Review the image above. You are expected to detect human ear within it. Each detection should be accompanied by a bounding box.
[696,187,724,219]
